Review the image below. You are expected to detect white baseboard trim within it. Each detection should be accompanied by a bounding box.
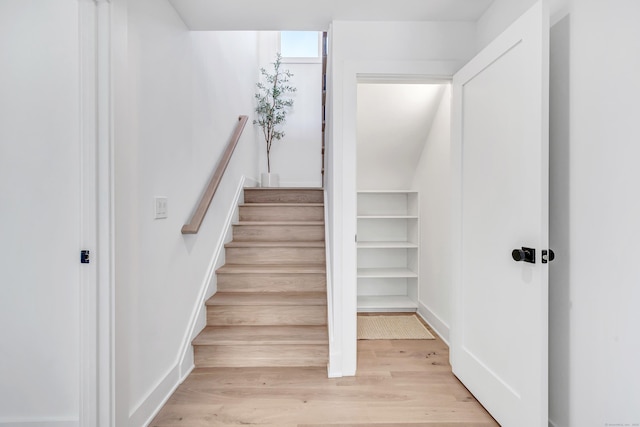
[177,175,246,378]
[417,302,450,346]
[131,363,195,427]
[0,419,78,427]
[244,176,260,188]
[178,342,195,380]
[129,364,181,427]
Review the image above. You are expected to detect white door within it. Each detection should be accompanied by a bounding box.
[450,2,549,426]
[0,2,99,423]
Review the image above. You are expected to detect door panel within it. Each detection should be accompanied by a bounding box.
[451,2,549,426]
[0,2,84,421]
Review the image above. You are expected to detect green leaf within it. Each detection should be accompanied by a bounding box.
[253,53,296,171]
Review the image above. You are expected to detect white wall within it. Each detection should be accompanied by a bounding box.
[476,0,567,52]
[481,1,640,426]
[357,84,444,190]
[329,20,476,376]
[556,1,640,425]
[476,0,537,51]
[256,32,323,187]
[115,0,260,424]
[277,58,323,187]
[0,1,81,425]
[411,85,452,342]
[332,22,476,63]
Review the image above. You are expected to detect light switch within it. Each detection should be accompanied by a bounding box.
[154,197,168,219]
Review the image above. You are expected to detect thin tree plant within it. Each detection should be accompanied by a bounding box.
[253,53,296,174]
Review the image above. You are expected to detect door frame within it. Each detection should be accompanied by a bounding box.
[79,1,115,425]
[330,59,462,377]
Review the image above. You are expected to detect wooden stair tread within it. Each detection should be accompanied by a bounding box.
[216,264,326,274]
[247,187,322,191]
[192,187,328,369]
[225,241,325,248]
[193,325,328,345]
[235,221,324,226]
[239,203,323,207]
[206,292,327,306]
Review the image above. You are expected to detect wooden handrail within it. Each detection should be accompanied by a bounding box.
[182,115,248,234]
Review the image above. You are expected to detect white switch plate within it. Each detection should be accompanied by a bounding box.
[154,197,168,219]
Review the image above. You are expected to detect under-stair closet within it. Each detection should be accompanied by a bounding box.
[356,81,452,320]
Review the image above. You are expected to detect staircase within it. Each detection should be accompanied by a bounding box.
[192,187,328,368]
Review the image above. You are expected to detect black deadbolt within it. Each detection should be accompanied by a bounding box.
[512,247,536,263]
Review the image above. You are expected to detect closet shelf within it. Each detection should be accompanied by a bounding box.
[357,268,418,278]
[357,190,419,194]
[357,241,418,249]
[357,190,419,312]
[357,295,418,312]
[357,215,418,219]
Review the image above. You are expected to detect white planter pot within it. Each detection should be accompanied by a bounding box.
[261,172,280,188]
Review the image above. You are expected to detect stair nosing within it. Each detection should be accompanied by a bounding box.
[225,241,326,248]
[244,187,323,190]
[206,291,327,306]
[216,264,326,274]
[234,221,325,226]
[193,325,328,346]
[239,203,324,207]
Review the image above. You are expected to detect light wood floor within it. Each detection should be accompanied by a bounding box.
[151,316,498,426]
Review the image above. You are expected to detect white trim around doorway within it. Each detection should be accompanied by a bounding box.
[330,59,461,377]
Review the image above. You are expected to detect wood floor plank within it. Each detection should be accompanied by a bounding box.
[300,423,496,427]
[151,335,499,427]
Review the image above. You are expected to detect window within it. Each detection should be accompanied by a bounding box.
[280,31,321,62]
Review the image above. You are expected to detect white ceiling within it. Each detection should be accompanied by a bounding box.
[168,0,494,30]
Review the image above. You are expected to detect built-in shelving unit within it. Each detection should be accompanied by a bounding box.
[357,191,419,312]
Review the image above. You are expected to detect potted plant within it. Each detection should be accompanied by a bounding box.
[253,53,296,187]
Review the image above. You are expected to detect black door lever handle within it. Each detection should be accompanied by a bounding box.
[512,247,536,263]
